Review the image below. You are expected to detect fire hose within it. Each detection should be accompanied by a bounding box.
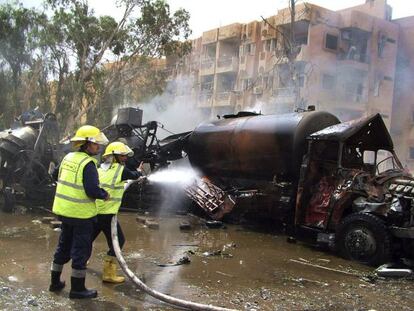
[110,215,238,311]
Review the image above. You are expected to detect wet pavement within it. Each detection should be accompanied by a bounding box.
[1,208,414,311]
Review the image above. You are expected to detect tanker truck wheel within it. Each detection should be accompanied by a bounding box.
[2,187,15,213]
[336,213,391,266]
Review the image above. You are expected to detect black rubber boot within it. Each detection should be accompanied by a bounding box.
[69,277,97,299]
[49,271,65,292]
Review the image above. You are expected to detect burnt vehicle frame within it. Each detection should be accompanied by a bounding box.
[102,107,190,210]
[179,111,414,266]
[0,110,60,211]
[294,114,414,265]
[102,107,188,170]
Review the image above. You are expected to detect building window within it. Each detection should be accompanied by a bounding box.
[263,40,269,52]
[344,81,364,102]
[270,39,276,51]
[374,78,381,97]
[246,43,256,55]
[267,75,274,89]
[201,82,213,91]
[325,34,338,50]
[247,78,252,90]
[410,147,414,159]
[378,33,386,58]
[298,75,305,87]
[263,39,276,52]
[322,74,335,90]
[263,75,269,89]
[296,34,308,45]
[241,78,253,91]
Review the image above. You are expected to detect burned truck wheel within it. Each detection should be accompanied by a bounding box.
[336,213,391,266]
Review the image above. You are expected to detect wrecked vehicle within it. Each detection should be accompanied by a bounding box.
[0,107,183,212]
[0,108,60,211]
[180,110,414,266]
[103,107,187,170]
[3,106,413,266]
[102,107,189,210]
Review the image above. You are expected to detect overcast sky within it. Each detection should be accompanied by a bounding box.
[10,0,413,38]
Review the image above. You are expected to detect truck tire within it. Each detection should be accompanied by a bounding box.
[336,213,391,266]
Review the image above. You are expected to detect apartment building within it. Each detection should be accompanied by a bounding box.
[166,0,414,170]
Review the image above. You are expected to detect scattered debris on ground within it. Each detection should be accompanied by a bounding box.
[145,219,159,230]
[155,256,191,267]
[376,263,414,278]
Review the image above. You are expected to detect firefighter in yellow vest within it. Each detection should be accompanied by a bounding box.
[93,141,143,283]
[49,125,109,299]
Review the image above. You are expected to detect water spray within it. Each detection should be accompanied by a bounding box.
[145,168,235,219]
[147,168,199,187]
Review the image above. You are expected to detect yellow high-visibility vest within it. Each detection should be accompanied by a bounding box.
[96,163,125,214]
[52,152,98,219]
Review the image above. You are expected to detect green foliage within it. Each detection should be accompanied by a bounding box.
[0,3,38,76]
[0,0,191,133]
[0,2,45,125]
[128,0,191,57]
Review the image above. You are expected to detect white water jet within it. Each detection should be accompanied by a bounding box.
[147,168,200,188]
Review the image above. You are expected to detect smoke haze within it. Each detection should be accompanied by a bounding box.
[120,76,209,139]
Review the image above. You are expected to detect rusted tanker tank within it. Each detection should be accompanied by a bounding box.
[187,111,339,182]
[182,110,414,266]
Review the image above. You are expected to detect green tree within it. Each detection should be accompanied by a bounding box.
[39,0,191,133]
[0,2,43,124]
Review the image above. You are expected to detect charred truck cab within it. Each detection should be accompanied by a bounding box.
[296,114,414,265]
[184,111,414,266]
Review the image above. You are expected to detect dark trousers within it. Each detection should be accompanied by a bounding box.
[92,214,125,257]
[53,217,95,270]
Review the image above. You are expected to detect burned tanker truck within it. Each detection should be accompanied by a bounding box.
[175,109,414,266]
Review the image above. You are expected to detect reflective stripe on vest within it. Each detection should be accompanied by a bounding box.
[52,152,98,219]
[96,163,125,214]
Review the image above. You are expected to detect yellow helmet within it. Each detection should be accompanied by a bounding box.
[70,125,109,145]
[103,141,134,157]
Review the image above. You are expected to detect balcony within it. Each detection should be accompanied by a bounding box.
[216,56,239,73]
[218,23,242,41]
[242,21,260,42]
[261,17,277,40]
[341,11,373,33]
[337,51,369,64]
[202,29,218,44]
[214,91,237,107]
[200,59,215,76]
[274,3,311,25]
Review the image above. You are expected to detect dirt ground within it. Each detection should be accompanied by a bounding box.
[1,208,414,311]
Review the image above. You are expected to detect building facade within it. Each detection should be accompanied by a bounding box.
[166,0,414,170]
